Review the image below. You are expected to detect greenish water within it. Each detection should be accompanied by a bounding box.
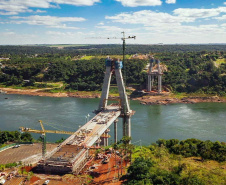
[0,94,225,145]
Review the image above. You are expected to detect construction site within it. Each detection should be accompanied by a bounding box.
[0,34,141,184]
[0,33,166,184]
[0,56,133,184]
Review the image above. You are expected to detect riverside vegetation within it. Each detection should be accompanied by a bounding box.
[125,139,226,185]
[0,45,225,96]
[1,132,225,185]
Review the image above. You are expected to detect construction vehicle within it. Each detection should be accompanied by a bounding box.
[102,155,109,164]
[19,120,74,158]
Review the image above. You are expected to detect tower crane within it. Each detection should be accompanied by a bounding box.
[19,120,74,158]
[89,32,136,85]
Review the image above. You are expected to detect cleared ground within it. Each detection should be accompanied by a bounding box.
[0,143,57,165]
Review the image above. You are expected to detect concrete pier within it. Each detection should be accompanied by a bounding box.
[147,57,163,93]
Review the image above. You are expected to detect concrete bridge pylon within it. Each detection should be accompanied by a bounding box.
[147,57,163,94]
[97,57,134,140]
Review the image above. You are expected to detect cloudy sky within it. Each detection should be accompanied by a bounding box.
[0,0,226,45]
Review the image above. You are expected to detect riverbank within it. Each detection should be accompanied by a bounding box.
[0,87,225,105]
[134,95,226,105]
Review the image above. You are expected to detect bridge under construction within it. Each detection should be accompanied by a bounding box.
[37,57,134,174]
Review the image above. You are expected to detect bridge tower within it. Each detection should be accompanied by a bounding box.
[147,57,163,94]
[97,57,133,141]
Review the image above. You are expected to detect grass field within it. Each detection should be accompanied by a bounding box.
[214,58,226,67]
[49,44,89,48]
[79,54,131,60]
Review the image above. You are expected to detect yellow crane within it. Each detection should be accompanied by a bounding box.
[20,120,74,158]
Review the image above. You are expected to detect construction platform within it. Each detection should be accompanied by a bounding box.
[37,104,121,174]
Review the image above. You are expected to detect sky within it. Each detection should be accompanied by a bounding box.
[0,0,226,45]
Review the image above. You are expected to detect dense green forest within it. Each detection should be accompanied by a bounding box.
[0,45,225,95]
[159,51,226,95]
[0,131,33,146]
[125,139,226,185]
[0,44,226,56]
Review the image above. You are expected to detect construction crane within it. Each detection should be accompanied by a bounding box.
[20,120,110,158]
[89,32,136,85]
[20,120,74,158]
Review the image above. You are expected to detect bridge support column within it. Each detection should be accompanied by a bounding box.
[126,116,131,138]
[96,138,101,148]
[158,75,162,94]
[147,57,154,91]
[147,75,152,91]
[105,129,110,146]
[106,133,108,146]
[103,136,106,146]
[114,120,118,143]
[123,116,131,139]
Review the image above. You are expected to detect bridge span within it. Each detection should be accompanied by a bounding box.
[38,104,121,174]
[38,57,134,174]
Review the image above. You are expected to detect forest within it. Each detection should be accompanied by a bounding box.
[124,138,226,185]
[0,45,225,96]
[1,44,226,56]
[0,131,33,146]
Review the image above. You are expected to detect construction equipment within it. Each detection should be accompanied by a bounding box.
[20,120,111,158]
[88,32,136,85]
[19,120,74,158]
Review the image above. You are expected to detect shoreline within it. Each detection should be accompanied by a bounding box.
[133,95,226,105]
[0,87,225,105]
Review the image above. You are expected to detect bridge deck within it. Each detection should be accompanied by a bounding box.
[40,104,121,174]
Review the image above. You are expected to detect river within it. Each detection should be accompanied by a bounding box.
[0,94,225,145]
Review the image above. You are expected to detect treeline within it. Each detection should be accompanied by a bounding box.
[156,138,226,162]
[0,49,225,95]
[0,57,147,91]
[1,44,226,57]
[0,131,33,145]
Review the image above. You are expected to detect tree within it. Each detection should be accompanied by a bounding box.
[21,132,33,142]
[127,157,153,181]
[0,132,8,144]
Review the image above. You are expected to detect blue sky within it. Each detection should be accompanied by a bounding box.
[0,0,226,45]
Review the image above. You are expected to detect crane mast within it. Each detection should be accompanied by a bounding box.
[88,32,136,85]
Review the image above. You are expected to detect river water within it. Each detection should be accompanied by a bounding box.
[0,94,225,145]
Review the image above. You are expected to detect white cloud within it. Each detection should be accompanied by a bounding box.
[224,2,226,5]
[96,25,125,32]
[165,0,176,4]
[1,31,15,35]
[0,0,100,15]
[105,8,226,44]
[10,15,86,29]
[97,22,104,26]
[35,9,47,13]
[106,7,226,28]
[173,7,226,19]
[215,15,226,20]
[0,0,51,15]
[115,0,162,7]
[46,31,76,36]
[106,10,193,27]
[53,0,100,6]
